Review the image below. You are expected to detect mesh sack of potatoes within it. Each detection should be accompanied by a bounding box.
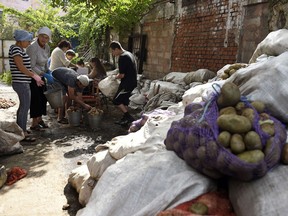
[165,82,287,181]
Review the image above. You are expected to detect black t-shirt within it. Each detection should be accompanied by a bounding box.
[118,51,137,91]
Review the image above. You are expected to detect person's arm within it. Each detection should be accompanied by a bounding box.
[13,55,44,86]
[67,86,91,110]
[116,73,124,79]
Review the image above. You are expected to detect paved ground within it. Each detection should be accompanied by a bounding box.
[0,82,139,216]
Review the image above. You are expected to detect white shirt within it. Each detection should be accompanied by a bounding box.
[49,47,71,71]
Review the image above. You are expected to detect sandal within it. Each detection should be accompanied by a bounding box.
[6,166,28,186]
[22,136,36,142]
[30,125,44,131]
[39,120,49,128]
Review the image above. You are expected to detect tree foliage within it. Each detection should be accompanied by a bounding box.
[46,0,155,57]
[0,3,76,47]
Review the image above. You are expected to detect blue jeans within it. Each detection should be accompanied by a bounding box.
[12,82,31,133]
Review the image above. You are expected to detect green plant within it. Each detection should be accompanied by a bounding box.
[0,71,12,85]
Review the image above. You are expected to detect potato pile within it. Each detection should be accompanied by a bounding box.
[216,82,286,165]
[220,63,247,80]
[88,107,103,116]
[0,98,16,109]
[217,82,264,164]
[165,81,287,181]
[67,106,81,113]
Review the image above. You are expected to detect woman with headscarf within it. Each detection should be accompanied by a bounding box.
[9,29,44,142]
[26,26,53,130]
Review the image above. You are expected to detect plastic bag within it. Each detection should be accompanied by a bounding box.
[98,75,120,98]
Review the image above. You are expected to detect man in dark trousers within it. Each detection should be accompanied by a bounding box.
[109,41,137,126]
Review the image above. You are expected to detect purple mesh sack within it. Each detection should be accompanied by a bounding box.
[165,94,287,181]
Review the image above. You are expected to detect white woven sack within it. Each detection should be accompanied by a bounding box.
[229,165,288,216]
[76,150,216,216]
[162,72,187,85]
[249,29,288,63]
[98,75,120,98]
[87,149,116,180]
[229,51,288,123]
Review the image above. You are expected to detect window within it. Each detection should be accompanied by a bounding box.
[182,0,197,7]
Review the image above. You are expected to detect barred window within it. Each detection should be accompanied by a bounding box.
[182,0,197,7]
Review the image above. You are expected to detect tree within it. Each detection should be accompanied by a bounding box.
[0,3,77,48]
[45,0,155,58]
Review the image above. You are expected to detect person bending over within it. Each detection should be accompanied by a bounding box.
[51,67,92,124]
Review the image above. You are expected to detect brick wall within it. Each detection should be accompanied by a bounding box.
[136,0,271,80]
[171,0,245,73]
[142,19,175,79]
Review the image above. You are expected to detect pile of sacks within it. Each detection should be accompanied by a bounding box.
[69,29,288,216]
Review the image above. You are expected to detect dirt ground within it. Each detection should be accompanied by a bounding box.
[0,81,140,216]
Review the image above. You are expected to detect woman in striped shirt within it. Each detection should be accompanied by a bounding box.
[9,29,44,142]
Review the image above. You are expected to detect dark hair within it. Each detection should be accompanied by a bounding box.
[90,57,107,78]
[77,59,85,66]
[109,41,122,50]
[57,40,72,49]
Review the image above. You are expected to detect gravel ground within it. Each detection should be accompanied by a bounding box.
[0,81,140,216]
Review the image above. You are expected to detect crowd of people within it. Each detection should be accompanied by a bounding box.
[9,27,138,142]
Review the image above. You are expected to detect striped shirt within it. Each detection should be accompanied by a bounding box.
[9,45,32,83]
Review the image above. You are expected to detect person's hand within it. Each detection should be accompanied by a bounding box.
[32,74,44,86]
[111,74,117,80]
[83,103,92,111]
[43,72,54,84]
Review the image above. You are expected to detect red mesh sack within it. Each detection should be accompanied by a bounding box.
[157,191,236,216]
[164,93,287,181]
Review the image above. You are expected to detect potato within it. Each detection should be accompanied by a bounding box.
[230,134,246,154]
[221,73,229,80]
[235,101,245,112]
[281,144,288,164]
[261,123,275,136]
[241,108,255,124]
[244,131,262,150]
[259,113,270,121]
[189,202,208,215]
[237,150,265,163]
[251,100,265,113]
[228,68,236,76]
[217,114,252,134]
[219,106,237,116]
[217,131,231,148]
[196,146,206,160]
[206,140,218,158]
[217,82,241,108]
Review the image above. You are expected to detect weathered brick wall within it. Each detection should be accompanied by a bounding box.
[171,0,245,73]
[135,0,270,80]
[142,19,175,79]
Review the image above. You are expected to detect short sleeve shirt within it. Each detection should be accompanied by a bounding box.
[52,67,83,93]
[9,45,32,83]
[118,51,137,91]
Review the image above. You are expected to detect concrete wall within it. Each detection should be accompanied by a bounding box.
[135,0,272,80]
[0,40,14,73]
[1,0,42,11]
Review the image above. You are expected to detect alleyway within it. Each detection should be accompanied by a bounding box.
[0,81,137,216]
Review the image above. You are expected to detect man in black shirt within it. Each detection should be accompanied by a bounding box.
[109,41,137,126]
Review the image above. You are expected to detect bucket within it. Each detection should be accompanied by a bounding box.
[82,110,90,126]
[88,114,102,129]
[67,110,82,126]
[44,88,63,109]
